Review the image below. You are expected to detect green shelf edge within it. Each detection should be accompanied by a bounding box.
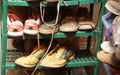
[5,57,98,69]
[6,29,102,39]
[7,0,103,6]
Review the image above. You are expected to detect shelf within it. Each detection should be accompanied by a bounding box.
[5,49,98,69]
[7,0,103,6]
[7,29,102,39]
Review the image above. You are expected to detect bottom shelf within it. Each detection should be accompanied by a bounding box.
[5,50,98,69]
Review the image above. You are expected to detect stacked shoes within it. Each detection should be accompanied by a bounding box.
[7,7,96,37]
[15,44,75,68]
[97,0,120,74]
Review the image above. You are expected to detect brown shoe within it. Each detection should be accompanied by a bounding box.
[59,7,78,32]
[76,7,96,31]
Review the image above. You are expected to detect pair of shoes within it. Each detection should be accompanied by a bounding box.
[59,7,96,32]
[15,44,75,68]
[7,13,41,37]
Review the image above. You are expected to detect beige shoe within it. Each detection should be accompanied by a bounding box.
[97,50,113,65]
[101,41,116,54]
[40,44,75,68]
[15,44,47,68]
[76,7,96,30]
[59,16,78,32]
[39,21,59,35]
[105,0,120,15]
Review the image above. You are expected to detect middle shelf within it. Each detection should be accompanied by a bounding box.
[6,29,102,39]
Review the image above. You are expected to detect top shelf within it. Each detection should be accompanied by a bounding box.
[6,0,104,6]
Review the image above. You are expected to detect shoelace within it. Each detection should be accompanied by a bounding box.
[31,27,55,75]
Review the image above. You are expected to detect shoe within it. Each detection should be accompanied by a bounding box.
[59,16,78,32]
[40,44,75,68]
[101,41,116,54]
[7,13,24,37]
[39,2,60,35]
[76,7,95,31]
[24,18,41,35]
[97,50,113,65]
[39,21,59,35]
[59,7,78,32]
[105,0,120,15]
[15,44,47,68]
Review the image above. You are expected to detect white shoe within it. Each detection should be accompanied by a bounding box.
[101,41,116,54]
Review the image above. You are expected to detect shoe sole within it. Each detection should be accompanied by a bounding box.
[24,29,38,35]
[7,31,23,37]
[39,28,58,35]
[105,0,120,15]
[101,41,116,54]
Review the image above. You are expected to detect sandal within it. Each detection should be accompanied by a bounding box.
[40,44,75,68]
[76,7,95,31]
[15,44,47,68]
[7,13,24,37]
[59,7,78,32]
[101,41,116,54]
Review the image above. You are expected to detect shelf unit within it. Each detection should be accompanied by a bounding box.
[1,0,106,75]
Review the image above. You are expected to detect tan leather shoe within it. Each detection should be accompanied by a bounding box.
[76,7,96,30]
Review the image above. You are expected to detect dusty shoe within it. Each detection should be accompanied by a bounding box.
[39,2,60,35]
[97,50,113,65]
[39,21,59,35]
[105,0,120,15]
[40,44,75,68]
[76,7,95,31]
[59,16,78,32]
[101,41,116,54]
[15,44,47,68]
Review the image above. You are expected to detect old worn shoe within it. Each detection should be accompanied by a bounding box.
[40,44,75,68]
[15,44,47,68]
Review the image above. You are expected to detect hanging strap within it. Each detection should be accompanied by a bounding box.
[40,1,60,26]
